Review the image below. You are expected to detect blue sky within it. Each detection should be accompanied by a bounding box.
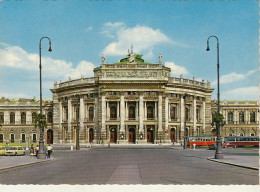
[0,0,258,101]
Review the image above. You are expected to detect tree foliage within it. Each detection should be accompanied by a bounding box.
[34,113,47,129]
[211,112,225,127]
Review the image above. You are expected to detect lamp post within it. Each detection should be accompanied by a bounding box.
[72,94,80,150]
[183,93,188,149]
[206,35,223,159]
[38,37,52,159]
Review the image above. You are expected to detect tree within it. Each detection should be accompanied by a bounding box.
[34,113,47,129]
[211,112,226,127]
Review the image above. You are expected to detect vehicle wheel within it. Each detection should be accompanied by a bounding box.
[15,152,17,156]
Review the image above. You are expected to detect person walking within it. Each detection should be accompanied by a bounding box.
[30,144,34,157]
[47,144,52,159]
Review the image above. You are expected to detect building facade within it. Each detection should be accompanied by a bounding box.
[0,53,259,145]
[0,97,53,144]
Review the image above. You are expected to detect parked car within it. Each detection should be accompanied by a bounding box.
[5,146,25,156]
[223,142,237,148]
[0,146,6,155]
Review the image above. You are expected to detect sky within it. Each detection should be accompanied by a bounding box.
[0,0,259,101]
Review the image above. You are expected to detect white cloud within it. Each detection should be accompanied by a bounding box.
[85,26,93,32]
[101,22,173,57]
[165,61,189,77]
[221,86,259,101]
[212,70,257,86]
[0,43,95,80]
[0,43,95,99]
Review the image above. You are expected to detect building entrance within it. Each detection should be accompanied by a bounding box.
[110,127,117,143]
[147,128,154,143]
[47,129,53,144]
[128,128,136,143]
[89,128,94,143]
[170,128,175,143]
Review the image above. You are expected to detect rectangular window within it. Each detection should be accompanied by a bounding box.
[10,134,15,143]
[21,134,26,143]
[33,134,37,143]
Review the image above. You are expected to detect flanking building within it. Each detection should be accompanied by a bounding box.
[0,53,259,145]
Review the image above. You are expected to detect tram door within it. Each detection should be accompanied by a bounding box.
[170,128,175,143]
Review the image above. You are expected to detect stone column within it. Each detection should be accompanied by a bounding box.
[68,98,72,142]
[193,96,197,136]
[155,102,157,121]
[26,111,31,125]
[15,111,21,125]
[158,94,162,131]
[139,93,144,133]
[80,96,84,130]
[125,102,128,120]
[94,96,99,143]
[256,110,259,124]
[202,99,206,133]
[180,96,185,139]
[120,93,125,132]
[101,94,106,131]
[136,101,139,120]
[117,101,120,120]
[144,101,147,120]
[106,102,109,120]
[165,96,169,131]
[85,104,89,122]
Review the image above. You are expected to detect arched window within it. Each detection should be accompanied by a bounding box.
[250,112,256,122]
[21,112,26,124]
[110,106,117,119]
[239,112,244,123]
[10,112,15,124]
[147,106,154,119]
[170,107,176,120]
[228,112,233,123]
[47,112,53,123]
[32,112,37,124]
[89,107,94,121]
[0,112,4,124]
[64,107,68,121]
[129,106,135,119]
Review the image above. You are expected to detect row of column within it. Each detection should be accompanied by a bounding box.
[221,109,259,124]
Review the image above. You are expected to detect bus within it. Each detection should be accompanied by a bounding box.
[223,136,259,148]
[187,135,217,147]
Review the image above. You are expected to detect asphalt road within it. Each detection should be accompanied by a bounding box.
[0,148,258,185]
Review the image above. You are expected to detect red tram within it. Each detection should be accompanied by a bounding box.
[223,136,259,148]
[187,135,216,147]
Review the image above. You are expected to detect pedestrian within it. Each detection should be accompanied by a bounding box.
[30,144,34,157]
[47,144,52,159]
[35,145,39,156]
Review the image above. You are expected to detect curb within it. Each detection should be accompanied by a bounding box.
[0,158,54,171]
[207,158,259,170]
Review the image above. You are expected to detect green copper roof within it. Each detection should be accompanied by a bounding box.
[113,54,152,64]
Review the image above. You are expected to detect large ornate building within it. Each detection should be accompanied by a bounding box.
[0,53,259,145]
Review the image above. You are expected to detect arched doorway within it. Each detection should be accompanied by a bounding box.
[170,128,175,143]
[89,128,94,143]
[110,127,117,143]
[128,128,136,143]
[47,129,53,144]
[147,128,154,143]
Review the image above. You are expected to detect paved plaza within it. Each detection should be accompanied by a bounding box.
[0,145,259,184]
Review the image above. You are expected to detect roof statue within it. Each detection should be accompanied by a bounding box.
[159,54,162,64]
[102,54,105,64]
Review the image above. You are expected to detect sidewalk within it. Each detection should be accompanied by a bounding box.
[0,154,53,170]
[171,145,259,170]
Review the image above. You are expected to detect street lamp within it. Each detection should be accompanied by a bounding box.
[206,35,223,159]
[72,94,80,150]
[38,37,52,159]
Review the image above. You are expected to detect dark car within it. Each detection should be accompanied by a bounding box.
[208,144,217,150]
